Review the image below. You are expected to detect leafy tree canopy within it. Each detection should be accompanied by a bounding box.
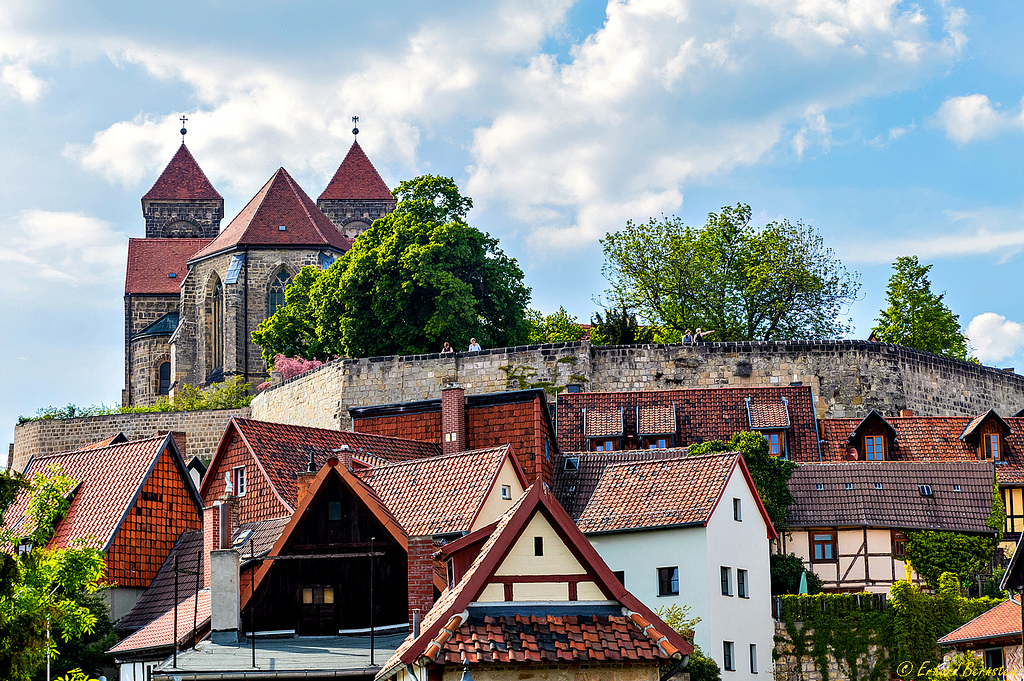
[600,204,860,341]
[0,467,107,681]
[873,256,969,359]
[254,175,531,361]
[770,552,824,596]
[589,301,654,345]
[688,430,796,531]
[526,307,587,345]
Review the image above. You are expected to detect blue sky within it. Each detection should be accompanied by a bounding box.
[4,0,1024,452]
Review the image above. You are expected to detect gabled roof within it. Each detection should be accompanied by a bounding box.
[747,398,791,430]
[848,410,898,442]
[117,529,203,631]
[557,385,820,459]
[576,453,776,537]
[133,312,179,340]
[787,461,995,532]
[5,434,200,551]
[637,405,675,435]
[938,597,1019,646]
[318,140,394,201]
[109,589,211,656]
[585,408,623,437]
[552,449,692,520]
[142,144,222,202]
[126,238,212,294]
[961,410,1013,440]
[77,432,128,451]
[354,445,527,536]
[241,457,407,611]
[200,418,441,513]
[378,484,692,678]
[191,168,352,260]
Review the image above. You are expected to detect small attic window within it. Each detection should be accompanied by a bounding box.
[168,272,176,278]
[564,457,580,471]
[232,528,253,548]
[278,224,287,231]
[954,485,962,492]
[501,485,512,500]
[920,485,933,497]
[845,483,853,490]
[875,483,883,490]
[816,484,824,491]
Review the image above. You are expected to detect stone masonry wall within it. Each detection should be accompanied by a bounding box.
[317,198,396,238]
[143,199,222,238]
[10,407,250,473]
[250,340,1024,431]
[124,294,179,405]
[774,621,886,681]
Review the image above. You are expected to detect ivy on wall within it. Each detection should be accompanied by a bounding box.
[501,356,588,397]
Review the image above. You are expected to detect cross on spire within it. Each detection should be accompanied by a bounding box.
[351,116,359,138]
[180,115,188,143]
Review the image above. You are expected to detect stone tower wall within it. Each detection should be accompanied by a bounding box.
[124,294,180,406]
[143,199,223,238]
[317,198,396,238]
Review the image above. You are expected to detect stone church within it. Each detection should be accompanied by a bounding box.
[123,137,396,406]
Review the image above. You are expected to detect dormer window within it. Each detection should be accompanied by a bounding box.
[864,435,886,461]
[960,410,1012,463]
[584,408,624,452]
[982,433,1001,461]
[593,439,616,452]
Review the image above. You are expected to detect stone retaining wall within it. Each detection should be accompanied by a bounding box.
[10,407,250,472]
[250,340,1024,430]
[773,621,886,681]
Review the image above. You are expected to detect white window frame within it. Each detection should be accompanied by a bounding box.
[233,465,247,496]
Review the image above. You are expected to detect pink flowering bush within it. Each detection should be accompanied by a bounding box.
[257,354,328,390]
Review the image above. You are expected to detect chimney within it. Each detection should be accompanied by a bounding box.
[407,535,435,628]
[209,548,240,644]
[158,431,187,459]
[900,409,914,417]
[203,495,238,587]
[441,384,466,455]
[296,471,317,505]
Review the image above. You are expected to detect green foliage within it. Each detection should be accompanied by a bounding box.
[501,356,587,397]
[23,466,76,547]
[526,307,587,344]
[253,175,531,360]
[53,671,100,681]
[771,552,824,595]
[19,376,253,424]
[873,256,969,360]
[777,592,893,681]
[655,604,720,681]
[904,532,999,591]
[688,431,796,531]
[601,204,860,341]
[0,469,107,681]
[34,594,118,681]
[589,303,655,345]
[889,574,1002,674]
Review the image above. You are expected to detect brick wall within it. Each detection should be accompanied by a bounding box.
[250,340,1024,433]
[407,535,435,627]
[441,386,466,455]
[10,407,249,473]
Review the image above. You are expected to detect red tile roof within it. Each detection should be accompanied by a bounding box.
[191,168,352,260]
[354,446,525,536]
[77,432,128,450]
[117,529,203,631]
[939,597,1018,645]
[201,418,441,514]
[142,144,222,201]
[378,484,692,679]
[585,409,623,437]
[5,436,173,551]
[318,141,394,201]
[557,385,819,458]
[637,405,675,435]
[787,462,995,532]
[576,453,776,537]
[109,589,211,655]
[747,400,791,430]
[125,238,211,294]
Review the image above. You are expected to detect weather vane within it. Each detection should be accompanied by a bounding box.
[352,115,359,138]
[180,115,188,143]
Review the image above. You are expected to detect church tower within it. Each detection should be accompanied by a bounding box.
[141,143,224,238]
[317,136,396,239]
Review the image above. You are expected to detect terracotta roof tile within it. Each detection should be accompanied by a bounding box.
[192,168,351,260]
[747,400,791,430]
[638,405,675,435]
[939,597,1019,645]
[125,238,211,294]
[354,446,516,536]
[109,589,211,655]
[142,144,222,201]
[201,419,441,513]
[77,433,128,451]
[787,461,994,532]
[117,529,203,631]
[585,409,623,437]
[318,141,394,201]
[558,385,818,458]
[5,436,168,551]
[576,453,737,533]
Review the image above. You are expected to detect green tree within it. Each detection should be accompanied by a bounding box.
[688,431,796,531]
[526,307,587,344]
[253,175,531,360]
[655,604,721,681]
[0,468,107,681]
[601,204,860,341]
[770,553,824,595]
[589,302,655,345]
[873,256,969,359]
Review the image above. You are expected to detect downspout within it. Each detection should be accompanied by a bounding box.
[243,245,249,383]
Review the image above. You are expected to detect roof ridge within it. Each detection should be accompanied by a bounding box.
[35,435,165,460]
[363,445,507,470]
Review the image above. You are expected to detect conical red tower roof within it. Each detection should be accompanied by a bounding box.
[142,144,222,201]
[191,167,351,260]
[318,140,393,201]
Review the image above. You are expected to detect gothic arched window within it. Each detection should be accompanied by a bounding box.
[268,270,291,317]
[158,362,171,395]
[212,280,224,370]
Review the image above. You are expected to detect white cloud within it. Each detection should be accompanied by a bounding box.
[967,312,1024,363]
[0,210,127,290]
[1,63,45,101]
[933,93,1015,143]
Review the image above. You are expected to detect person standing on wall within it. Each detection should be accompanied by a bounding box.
[468,338,482,352]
